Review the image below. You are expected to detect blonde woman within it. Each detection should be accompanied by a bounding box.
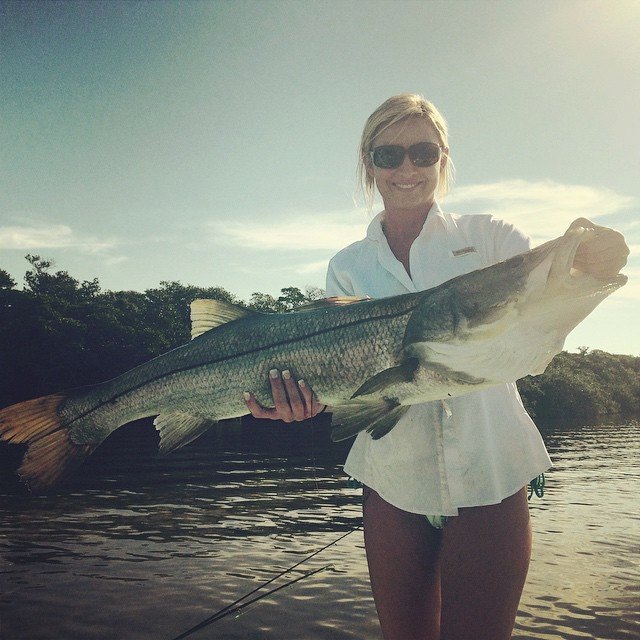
[245,94,624,639]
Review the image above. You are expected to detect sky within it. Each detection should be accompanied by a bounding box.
[1,0,638,355]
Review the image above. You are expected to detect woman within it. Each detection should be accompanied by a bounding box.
[244,94,625,640]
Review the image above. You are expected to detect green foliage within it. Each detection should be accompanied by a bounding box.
[143,281,240,350]
[1,255,638,427]
[248,291,285,313]
[517,349,640,425]
[0,256,329,407]
[0,269,16,290]
[249,285,325,313]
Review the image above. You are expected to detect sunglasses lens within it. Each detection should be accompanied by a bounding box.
[372,143,441,168]
[372,145,405,169]
[409,143,441,167]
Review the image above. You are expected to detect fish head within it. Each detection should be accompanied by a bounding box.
[524,220,628,314]
[403,219,628,384]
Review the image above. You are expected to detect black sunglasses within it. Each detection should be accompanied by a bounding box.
[370,141,444,169]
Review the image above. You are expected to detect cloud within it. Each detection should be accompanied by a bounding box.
[446,180,638,301]
[0,224,72,249]
[207,209,370,252]
[207,180,636,255]
[296,259,331,275]
[447,179,635,242]
[0,223,116,254]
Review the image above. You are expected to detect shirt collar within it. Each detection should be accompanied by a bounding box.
[365,202,447,294]
[366,201,445,242]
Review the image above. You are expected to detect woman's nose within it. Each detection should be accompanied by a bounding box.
[397,153,417,171]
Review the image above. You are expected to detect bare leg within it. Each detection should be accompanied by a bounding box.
[439,488,532,640]
[362,486,442,640]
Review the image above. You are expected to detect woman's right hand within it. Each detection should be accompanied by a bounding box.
[243,369,326,422]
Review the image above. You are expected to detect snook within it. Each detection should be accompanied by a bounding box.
[0,220,628,490]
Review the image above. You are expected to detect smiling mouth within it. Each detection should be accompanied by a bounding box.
[394,182,421,190]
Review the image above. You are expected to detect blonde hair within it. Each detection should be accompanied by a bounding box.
[357,93,454,208]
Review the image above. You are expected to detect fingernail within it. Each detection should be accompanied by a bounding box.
[298,379,306,388]
[282,370,291,379]
[243,392,251,401]
[270,369,279,378]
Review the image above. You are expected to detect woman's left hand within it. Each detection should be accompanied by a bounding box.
[244,369,324,422]
[570,217,629,277]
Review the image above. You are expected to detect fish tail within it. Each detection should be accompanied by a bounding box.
[0,393,96,491]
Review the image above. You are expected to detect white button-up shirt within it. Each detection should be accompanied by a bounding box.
[326,203,552,515]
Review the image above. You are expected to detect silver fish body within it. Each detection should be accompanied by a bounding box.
[0,219,628,489]
[60,292,414,444]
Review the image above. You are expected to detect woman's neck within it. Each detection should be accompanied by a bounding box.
[382,202,433,245]
[381,202,434,276]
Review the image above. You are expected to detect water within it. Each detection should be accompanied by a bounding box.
[0,420,638,640]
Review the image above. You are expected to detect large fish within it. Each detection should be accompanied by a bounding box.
[0,218,628,490]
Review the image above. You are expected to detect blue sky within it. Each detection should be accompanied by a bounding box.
[1,0,638,355]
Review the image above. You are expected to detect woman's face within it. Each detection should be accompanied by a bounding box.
[369,116,446,212]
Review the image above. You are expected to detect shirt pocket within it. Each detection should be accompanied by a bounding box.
[447,245,485,276]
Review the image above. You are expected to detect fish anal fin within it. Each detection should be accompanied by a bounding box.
[368,403,410,440]
[190,299,258,339]
[154,411,216,454]
[330,399,409,442]
[351,358,419,399]
[0,393,96,492]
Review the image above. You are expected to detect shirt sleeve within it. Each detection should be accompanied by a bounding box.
[325,256,355,296]
[491,217,533,262]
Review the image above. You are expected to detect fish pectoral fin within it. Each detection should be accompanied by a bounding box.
[154,412,217,454]
[330,398,409,442]
[351,358,419,399]
[190,299,259,339]
[407,343,491,385]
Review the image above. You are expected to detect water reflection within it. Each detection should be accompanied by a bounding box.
[1,420,638,639]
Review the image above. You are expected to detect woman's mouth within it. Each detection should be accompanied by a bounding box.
[394,182,421,190]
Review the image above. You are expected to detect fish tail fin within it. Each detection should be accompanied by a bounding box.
[0,393,96,491]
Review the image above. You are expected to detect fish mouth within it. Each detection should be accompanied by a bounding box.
[567,267,627,292]
[460,223,627,334]
[551,227,627,298]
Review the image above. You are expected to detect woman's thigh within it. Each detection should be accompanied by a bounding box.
[439,487,532,640]
[362,486,442,640]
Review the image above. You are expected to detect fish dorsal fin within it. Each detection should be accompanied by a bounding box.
[294,296,371,313]
[190,298,257,339]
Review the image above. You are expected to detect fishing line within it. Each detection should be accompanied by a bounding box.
[169,565,331,640]
[216,564,331,621]
[168,527,360,640]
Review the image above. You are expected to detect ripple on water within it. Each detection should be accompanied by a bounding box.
[0,423,638,639]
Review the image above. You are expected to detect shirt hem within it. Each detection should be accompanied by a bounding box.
[344,461,552,517]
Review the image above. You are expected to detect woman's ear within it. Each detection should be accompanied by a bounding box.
[440,147,449,169]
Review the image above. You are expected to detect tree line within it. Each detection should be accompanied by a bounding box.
[1,256,638,426]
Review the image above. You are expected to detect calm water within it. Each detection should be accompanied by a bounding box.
[0,419,638,640]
